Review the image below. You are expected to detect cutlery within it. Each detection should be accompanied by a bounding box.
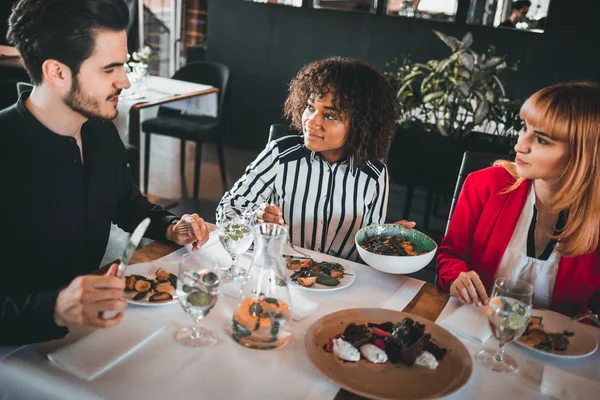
[100,217,151,319]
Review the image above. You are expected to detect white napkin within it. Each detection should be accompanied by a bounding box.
[47,314,166,380]
[438,298,492,343]
[541,365,600,400]
[380,277,426,311]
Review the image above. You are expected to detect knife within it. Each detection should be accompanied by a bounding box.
[100,217,151,319]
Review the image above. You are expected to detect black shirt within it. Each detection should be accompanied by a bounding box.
[499,19,516,28]
[0,91,177,345]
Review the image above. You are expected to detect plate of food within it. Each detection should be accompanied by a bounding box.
[285,258,355,292]
[123,264,179,307]
[305,308,472,400]
[516,309,598,358]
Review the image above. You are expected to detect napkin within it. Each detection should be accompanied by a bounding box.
[47,314,166,380]
[379,277,426,311]
[438,298,492,343]
[541,365,600,400]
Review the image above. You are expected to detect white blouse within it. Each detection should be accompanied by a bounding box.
[494,186,561,309]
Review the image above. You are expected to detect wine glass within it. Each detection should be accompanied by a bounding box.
[477,277,533,372]
[216,204,254,280]
[175,253,220,347]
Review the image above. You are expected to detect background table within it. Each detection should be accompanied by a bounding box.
[114,75,219,185]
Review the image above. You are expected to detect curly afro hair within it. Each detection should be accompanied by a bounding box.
[283,57,397,166]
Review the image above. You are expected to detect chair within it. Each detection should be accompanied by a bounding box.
[445,151,509,233]
[268,124,299,143]
[142,62,230,199]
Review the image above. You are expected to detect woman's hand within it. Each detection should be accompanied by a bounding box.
[256,203,285,225]
[449,271,490,306]
[393,220,416,229]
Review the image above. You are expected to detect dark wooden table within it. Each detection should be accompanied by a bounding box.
[124,241,451,400]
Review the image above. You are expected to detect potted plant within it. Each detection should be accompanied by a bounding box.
[386,30,521,197]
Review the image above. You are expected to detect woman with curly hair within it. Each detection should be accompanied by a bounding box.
[219,57,412,260]
[437,82,600,317]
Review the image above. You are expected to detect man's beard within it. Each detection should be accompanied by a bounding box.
[64,77,120,121]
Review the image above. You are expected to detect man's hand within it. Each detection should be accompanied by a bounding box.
[54,264,126,329]
[393,220,417,229]
[449,271,490,306]
[167,213,210,251]
[256,203,285,225]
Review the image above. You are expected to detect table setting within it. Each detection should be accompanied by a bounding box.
[1,217,599,400]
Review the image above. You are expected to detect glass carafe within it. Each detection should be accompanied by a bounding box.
[232,222,292,350]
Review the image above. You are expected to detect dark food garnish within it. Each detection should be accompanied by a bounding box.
[361,235,421,256]
[343,323,373,348]
[326,318,447,367]
[384,318,446,365]
[367,321,394,333]
[289,259,345,287]
[520,317,574,352]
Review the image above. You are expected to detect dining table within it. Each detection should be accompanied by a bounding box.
[0,232,598,400]
[113,75,219,187]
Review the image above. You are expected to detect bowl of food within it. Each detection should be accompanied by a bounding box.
[355,224,437,274]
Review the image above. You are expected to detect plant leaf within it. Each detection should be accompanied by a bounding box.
[459,53,475,71]
[433,30,457,52]
[462,32,474,49]
[474,101,490,125]
[423,91,444,103]
[457,68,471,80]
[457,81,470,97]
[492,75,506,97]
[484,56,505,70]
[485,90,496,103]
[436,120,449,137]
[436,58,453,72]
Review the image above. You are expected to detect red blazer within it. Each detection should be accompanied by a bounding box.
[436,166,600,317]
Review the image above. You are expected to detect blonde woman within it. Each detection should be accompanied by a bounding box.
[437,82,600,317]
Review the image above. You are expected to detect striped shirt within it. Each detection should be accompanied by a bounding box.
[219,135,389,261]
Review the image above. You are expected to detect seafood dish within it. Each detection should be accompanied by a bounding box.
[323,318,447,369]
[286,259,347,287]
[519,316,574,352]
[125,268,177,302]
[360,235,425,256]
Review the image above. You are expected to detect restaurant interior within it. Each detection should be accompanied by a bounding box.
[1,1,599,399]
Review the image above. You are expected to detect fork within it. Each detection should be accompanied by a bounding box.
[286,233,314,259]
[174,222,195,234]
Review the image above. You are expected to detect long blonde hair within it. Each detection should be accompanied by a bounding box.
[495,82,600,257]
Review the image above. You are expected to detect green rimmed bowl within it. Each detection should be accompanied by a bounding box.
[355,224,437,274]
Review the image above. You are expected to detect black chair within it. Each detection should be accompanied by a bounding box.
[142,62,230,199]
[445,151,509,233]
[268,124,299,143]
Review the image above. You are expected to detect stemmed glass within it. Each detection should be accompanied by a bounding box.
[175,253,220,347]
[477,277,533,372]
[216,204,254,280]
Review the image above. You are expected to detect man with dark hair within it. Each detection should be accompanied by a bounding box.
[499,0,531,28]
[0,0,211,346]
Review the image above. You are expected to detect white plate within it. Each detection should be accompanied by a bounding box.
[287,260,355,292]
[124,262,179,307]
[515,309,598,358]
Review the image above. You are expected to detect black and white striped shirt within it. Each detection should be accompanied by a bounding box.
[220,135,389,260]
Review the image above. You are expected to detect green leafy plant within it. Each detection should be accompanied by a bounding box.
[386,30,520,138]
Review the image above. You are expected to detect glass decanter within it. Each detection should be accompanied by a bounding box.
[231,222,292,350]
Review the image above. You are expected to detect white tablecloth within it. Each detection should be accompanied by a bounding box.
[113,75,218,143]
[1,236,598,400]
